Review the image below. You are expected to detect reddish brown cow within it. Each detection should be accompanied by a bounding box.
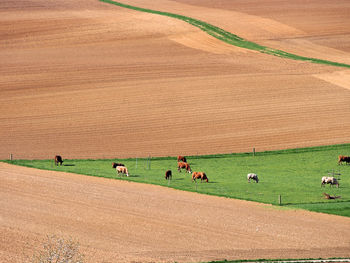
[323,193,341,199]
[338,155,350,165]
[192,172,208,183]
[165,170,172,180]
[177,156,187,162]
[54,155,63,166]
[112,162,125,168]
[177,162,192,173]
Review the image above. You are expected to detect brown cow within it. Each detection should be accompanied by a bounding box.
[323,193,341,200]
[165,170,172,180]
[116,166,129,177]
[177,155,187,162]
[192,172,208,183]
[54,155,63,166]
[112,162,125,168]
[338,155,350,165]
[177,162,192,173]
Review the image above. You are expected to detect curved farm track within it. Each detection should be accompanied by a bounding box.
[1,162,350,263]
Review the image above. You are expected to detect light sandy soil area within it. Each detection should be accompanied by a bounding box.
[1,0,350,159]
[1,162,350,262]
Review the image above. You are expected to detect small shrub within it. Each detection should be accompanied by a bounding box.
[30,235,84,263]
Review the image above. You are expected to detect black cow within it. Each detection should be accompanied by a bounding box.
[54,155,63,166]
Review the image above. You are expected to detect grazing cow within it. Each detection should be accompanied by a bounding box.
[165,170,172,180]
[323,193,341,200]
[177,162,192,173]
[338,155,350,165]
[321,176,339,188]
[192,172,208,183]
[116,166,129,177]
[247,173,259,183]
[112,162,125,168]
[177,156,187,162]
[54,155,63,166]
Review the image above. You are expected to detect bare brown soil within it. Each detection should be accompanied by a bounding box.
[1,1,350,262]
[1,0,350,159]
[1,162,350,263]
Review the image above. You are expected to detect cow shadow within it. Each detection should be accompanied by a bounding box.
[128,174,140,178]
[193,181,217,184]
[112,174,140,178]
[173,178,184,181]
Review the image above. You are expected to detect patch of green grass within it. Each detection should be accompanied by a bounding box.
[202,257,350,263]
[98,0,350,69]
[290,202,350,217]
[3,144,350,217]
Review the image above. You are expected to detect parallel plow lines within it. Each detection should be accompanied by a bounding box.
[99,0,350,69]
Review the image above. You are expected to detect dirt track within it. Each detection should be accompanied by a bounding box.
[1,0,350,159]
[1,162,350,262]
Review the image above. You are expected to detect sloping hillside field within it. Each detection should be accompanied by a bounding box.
[1,159,350,263]
[1,0,350,159]
[1,0,350,262]
[100,0,350,68]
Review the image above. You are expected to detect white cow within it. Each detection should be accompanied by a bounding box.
[247,173,259,183]
[321,176,339,188]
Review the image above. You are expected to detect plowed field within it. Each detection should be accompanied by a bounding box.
[1,0,350,159]
[1,1,350,261]
[1,162,350,262]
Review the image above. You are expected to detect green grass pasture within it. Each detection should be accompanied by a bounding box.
[99,0,350,69]
[203,257,350,263]
[3,144,350,217]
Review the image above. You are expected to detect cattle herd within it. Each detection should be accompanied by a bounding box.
[53,154,349,188]
[176,156,208,182]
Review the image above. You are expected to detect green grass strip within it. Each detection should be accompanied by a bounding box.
[3,143,350,217]
[99,0,350,69]
[203,257,350,263]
